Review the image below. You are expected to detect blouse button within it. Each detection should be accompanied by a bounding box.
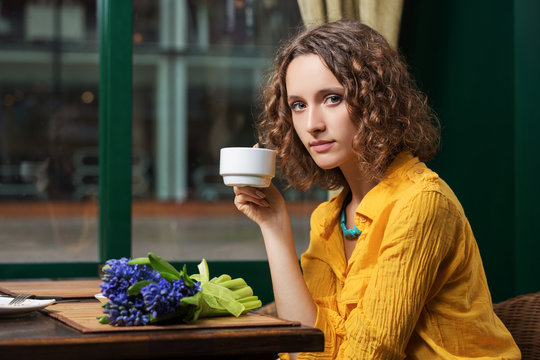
[415,168,424,174]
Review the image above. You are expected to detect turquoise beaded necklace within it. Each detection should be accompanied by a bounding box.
[340,193,361,240]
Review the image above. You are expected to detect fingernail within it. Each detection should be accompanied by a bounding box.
[261,200,270,207]
[255,190,265,199]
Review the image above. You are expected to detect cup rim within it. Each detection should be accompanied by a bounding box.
[220,147,275,153]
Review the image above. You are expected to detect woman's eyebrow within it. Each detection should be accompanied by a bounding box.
[318,87,344,94]
[287,87,344,102]
[287,94,303,102]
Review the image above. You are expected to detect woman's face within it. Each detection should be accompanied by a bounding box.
[286,54,357,171]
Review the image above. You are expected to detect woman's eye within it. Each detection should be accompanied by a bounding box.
[290,102,306,111]
[325,95,342,105]
[326,95,342,105]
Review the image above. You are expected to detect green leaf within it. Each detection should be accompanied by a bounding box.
[97,315,109,324]
[198,259,210,283]
[211,274,232,284]
[127,280,153,296]
[148,252,180,281]
[219,278,247,290]
[160,272,180,282]
[127,257,151,265]
[201,292,222,309]
[180,304,202,324]
[180,264,194,287]
[203,282,236,300]
[199,282,245,317]
[180,293,203,323]
[231,286,253,299]
[180,292,201,307]
[237,296,259,304]
[239,300,262,311]
[217,297,245,317]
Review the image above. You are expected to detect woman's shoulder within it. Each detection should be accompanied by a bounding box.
[390,162,466,222]
[407,163,462,205]
[375,152,447,204]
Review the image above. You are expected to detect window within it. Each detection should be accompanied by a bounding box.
[130,1,323,261]
[0,0,322,272]
[0,0,100,264]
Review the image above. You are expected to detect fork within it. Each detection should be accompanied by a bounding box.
[8,294,33,305]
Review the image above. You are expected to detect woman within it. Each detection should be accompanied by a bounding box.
[233,21,520,359]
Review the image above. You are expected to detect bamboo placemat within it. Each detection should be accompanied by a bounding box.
[44,301,299,333]
[0,279,101,298]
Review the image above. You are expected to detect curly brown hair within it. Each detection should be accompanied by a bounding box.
[257,21,440,191]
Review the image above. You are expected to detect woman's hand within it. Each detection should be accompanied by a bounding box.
[232,143,286,227]
[233,183,287,229]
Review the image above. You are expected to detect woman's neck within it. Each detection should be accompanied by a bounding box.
[340,162,378,210]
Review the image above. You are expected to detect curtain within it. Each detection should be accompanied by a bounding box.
[296,0,403,49]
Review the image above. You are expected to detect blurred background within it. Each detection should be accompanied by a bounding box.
[0,0,324,266]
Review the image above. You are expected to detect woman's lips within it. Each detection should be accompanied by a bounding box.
[310,140,334,153]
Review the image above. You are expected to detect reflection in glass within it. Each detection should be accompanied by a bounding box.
[0,0,326,264]
[131,1,326,261]
[0,0,99,263]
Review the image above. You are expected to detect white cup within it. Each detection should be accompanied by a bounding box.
[219,147,276,188]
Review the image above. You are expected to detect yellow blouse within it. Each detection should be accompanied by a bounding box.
[296,152,520,359]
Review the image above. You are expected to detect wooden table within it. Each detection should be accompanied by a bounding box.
[0,280,324,359]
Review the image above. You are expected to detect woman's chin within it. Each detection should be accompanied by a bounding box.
[315,161,340,171]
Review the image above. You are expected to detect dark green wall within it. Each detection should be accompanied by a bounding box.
[400,0,540,302]
[514,0,540,296]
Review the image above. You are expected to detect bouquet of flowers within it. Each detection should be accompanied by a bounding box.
[97,253,262,326]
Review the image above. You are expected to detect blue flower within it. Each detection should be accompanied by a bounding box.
[98,257,201,326]
[102,293,151,326]
[141,277,201,319]
[100,257,160,300]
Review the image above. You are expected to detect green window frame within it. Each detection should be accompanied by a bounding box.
[98,0,133,262]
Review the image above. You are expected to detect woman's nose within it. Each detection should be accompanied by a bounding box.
[306,107,326,134]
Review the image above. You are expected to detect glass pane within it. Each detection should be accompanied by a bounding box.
[0,0,99,263]
[131,0,326,261]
